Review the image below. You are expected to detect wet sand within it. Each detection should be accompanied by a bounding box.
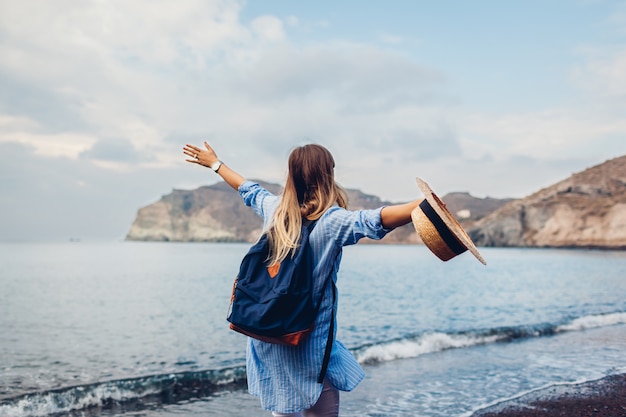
[472,373,626,417]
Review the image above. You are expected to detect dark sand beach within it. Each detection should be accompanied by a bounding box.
[472,373,626,417]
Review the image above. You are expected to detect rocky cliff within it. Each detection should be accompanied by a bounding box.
[126,181,279,242]
[468,155,626,249]
[127,156,626,247]
[126,180,506,244]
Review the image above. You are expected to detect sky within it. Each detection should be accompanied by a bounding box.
[1,0,625,241]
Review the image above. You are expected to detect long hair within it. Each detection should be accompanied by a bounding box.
[266,144,348,266]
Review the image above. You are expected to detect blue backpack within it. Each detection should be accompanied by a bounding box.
[227,221,334,383]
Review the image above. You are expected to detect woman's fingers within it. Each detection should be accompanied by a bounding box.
[184,144,199,154]
[183,144,202,163]
[184,142,217,166]
[185,145,201,155]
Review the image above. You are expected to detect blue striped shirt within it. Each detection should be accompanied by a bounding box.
[238,181,391,413]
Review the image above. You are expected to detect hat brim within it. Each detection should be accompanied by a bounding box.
[413,177,487,265]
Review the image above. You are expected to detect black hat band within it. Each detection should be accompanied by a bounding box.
[419,199,467,256]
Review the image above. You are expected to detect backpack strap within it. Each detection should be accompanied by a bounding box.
[317,279,336,384]
[303,219,317,233]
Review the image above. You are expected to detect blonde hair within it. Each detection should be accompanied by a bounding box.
[266,144,348,266]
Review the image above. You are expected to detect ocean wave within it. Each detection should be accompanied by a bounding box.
[0,367,246,417]
[354,311,626,364]
[354,331,502,364]
[556,311,626,332]
[3,312,624,416]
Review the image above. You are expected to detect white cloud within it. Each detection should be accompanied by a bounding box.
[460,39,626,162]
[285,16,299,27]
[608,3,626,35]
[81,138,145,163]
[0,0,455,173]
[460,109,626,161]
[571,46,626,99]
[0,114,97,158]
[1,0,626,240]
[250,15,286,41]
[0,0,249,67]
[378,32,404,44]
[0,131,96,159]
[0,115,39,132]
[0,0,254,158]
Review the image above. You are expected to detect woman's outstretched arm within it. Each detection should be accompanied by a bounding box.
[380,200,420,229]
[183,142,246,191]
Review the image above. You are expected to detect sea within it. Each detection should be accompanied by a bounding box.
[1,241,625,417]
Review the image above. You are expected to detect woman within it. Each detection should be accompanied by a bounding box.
[183,141,418,417]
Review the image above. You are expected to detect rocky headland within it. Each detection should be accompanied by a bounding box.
[125,180,507,244]
[468,155,626,249]
[126,155,626,248]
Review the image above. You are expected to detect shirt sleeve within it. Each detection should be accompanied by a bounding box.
[322,205,393,247]
[238,180,279,224]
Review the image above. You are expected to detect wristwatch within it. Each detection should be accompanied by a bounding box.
[210,160,223,173]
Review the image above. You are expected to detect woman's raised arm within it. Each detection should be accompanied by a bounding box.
[183,141,246,191]
[380,200,420,229]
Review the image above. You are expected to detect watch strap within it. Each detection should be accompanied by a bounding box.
[210,160,223,173]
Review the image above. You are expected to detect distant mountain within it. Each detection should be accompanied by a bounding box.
[442,192,513,221]
[468,155,626,249]
[126,156,626,249]
[125,180,507,244]
[126,180,277,243]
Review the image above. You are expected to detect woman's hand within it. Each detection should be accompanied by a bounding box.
[183,141,247,190]
[183,141,219,168]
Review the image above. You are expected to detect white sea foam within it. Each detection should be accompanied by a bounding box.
[356,311,626,365]
[0,366,248,417]
[0,383,159,417]
[356,332,502,364]
[557,312,626,332]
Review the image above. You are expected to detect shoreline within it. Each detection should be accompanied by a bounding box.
[471,373,626,417]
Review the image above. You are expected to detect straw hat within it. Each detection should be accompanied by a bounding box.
[411,177,487,265]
